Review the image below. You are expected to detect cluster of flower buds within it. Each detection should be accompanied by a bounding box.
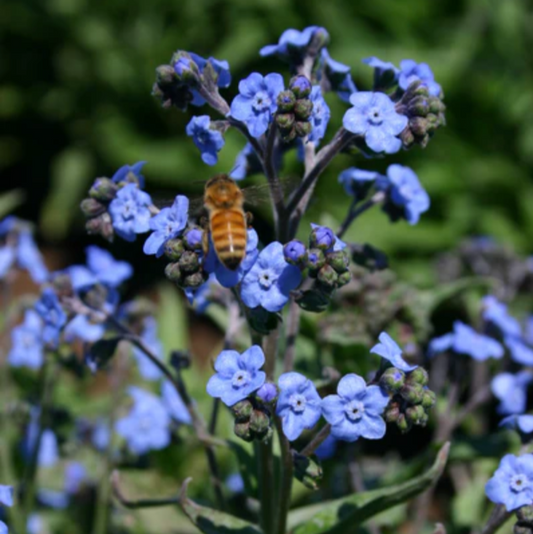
[515,506,533,534]
[163,228,208,289]
[275,75,314,142]
[395,81,446,149]
[292,451,323,490]
[231,398,273,443]
[380,366,436,433]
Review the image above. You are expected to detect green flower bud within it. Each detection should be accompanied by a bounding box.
[89,178,118,202]
[379,368,405,394]
[384,401,401,423]
[232,400,253,422]
[421,390,436,410]
[396,413,410,433]
[280,127,297,143]
[164,262,182,284]
[294,121,312,137]
[400,127,416,148]
[276,113,295,131]
[294,99,313,120]
[80,198,106,217]
[405,405,426,425]
[408,96,430,117]
[178,250,200,273]
[171,51,200,82]
[336,271,352,287]
[277,90,296,112]
[410,117,428,136]
[183,271,207,288]
[517,505,533,523]
[85,213,113,242]
[292,451,323,490]
[317,264,339,290]
[407,367,429,387]
[164,239,185,261]
[400,383,425,405]
[306,248,326,274]
[249,410,270,434]
[255,425,273,443]
[234,421,253,442]
[326,250,350,274]
[428,97,445,115]
[289,75,312,98]
[155,64,178,86]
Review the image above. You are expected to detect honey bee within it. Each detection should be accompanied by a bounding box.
[203,174,251,271]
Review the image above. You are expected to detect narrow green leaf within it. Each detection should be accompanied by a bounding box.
[178,478,263,534]
[288,442,450,534]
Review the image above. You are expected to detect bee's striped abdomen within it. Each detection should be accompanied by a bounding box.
[210,208,247,270]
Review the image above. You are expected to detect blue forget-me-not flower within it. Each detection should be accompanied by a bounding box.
[8,309,43,369]
[308,86,330,144]
[260,26,328,62]
[34,288,67,348]
[500,414,533,438]
[111,161,146,187]
[186,115,225,165]
[161,381,191,425]
[482,296,522,338]
[491,371,533,415]
[398,60,442,97]
[370,332,418,372]
[505,336,533,366]
[109,183,153,242]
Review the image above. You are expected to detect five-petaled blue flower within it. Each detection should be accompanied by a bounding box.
[276,372,322,441]
[505,336,533,366]
[322,374,389,442]
[482,296,522,338]
[111,161,147,187]
[343,92,407,154]
[186,115,225,165]
[308,86,330,144]
[260,26,329,61]
[206,346,266,407]
[240,241,302,312]
[143,195,189,257]
[34,288,67,347]
[398,59,442,97]
[8,309,43,369]
[492,371,533,415]
[229,72,285,138]
[378,164,430,225]
[338,168,381,201]
[428,321,503,361]
[115,386,171,455]
[161,380,192,425]
[132,317,164,381]
[320,49,357,102]
[485,454,533,511]
[109,183,152,242]
[370,332,417,372]
[362,57,399,87]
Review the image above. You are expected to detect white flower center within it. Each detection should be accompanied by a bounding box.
[345,400,365,422]
[367,106,383,125]
[122,200,135,219]
[258,269,275,289]
[511,474,530,492]
[232,370,251,389]
[253,91,271,112]
[289,394,307,413]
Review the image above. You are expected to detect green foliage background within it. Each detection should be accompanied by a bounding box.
[2,0,533,282]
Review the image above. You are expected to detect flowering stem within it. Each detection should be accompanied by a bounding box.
[283,298,300,373]
[337,191,386,239]
[263,326,279,381]
[257,440,276,534]
[481,504,512,534]
[299,424,331,457]
[264,123,285,238]
[274,415,293,534]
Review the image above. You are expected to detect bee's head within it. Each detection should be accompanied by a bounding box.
[204,174,243,209]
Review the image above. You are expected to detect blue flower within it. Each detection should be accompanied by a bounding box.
[86,246,133,287]
[229,73,285,138]
[161,381,191,425]
[370,332,417,372]
[315,434,338,460]
[283,240,307,265]
[206,346,266,407]
[92,419,110,451]
[500,415,533,436]
[525,316,533,346]
[343,92,407,154]
[310,225,335,250]
[310,224,346,253]
[229,143,261,180]
[115,386,171,455]
[338,168,381,201]
[0,485,13,507]
[260,26,329,61]
[132,317,164,381]
[204,229,259,288]
[320,49,357,102]
[24,413,59,468]
[308,86,330,144]
[506,336,533,366]
[143,195,188,257]
[8,310,43,369]
[64,462,86,494]
[186,116,225,165]
[109,184,153,242]
[111,161,146,187]
[276,372,322,441]
[64,315,105,343]
[34,288,67,347]
[485,454,533,511]
[362,57,400,86]
[226,473,245,494]
[398,60,442,97]
[240,242,302,312]
[186,53,231,107]
[257,383,277,403]
[378,164,430,225]
[428,321,504,361]
[322,374,389,442]
[491,372,533,415]
[482,296,522,338]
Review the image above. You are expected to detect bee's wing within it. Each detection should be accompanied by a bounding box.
[242,176,299,207]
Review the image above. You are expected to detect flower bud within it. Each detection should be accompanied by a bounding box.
[410,117,429,137]
[178,250,200,273]
[183,271,207,288]
[284,240,308,266]
[400,127,416,148]
[82,284,108,310]
[294,121,312,137]
[52,272,74,299]
[428,97,445,115]
[399,383,425,405]
[232,400,253,422]
[280,127,297,143]
[337,271,352,287]
[234,421,253,442]
[380,368,405,394]
[407,96,430,117]
[257,383,277,403]
[184,228,203,251]
[396,413,410,433]
[277,90,296,112]
[513,525,531,534]
[294,99,313,120]
[307,248,326,274]
[172,52,199,82]
[405,405,426,425]
[407,367,428,387]
[310,226,336,250]
[292,451,323,490]
[289,75,312,98]
[384,401,401,423]
[249,410,270,434]
[517,505,533,523]
[155,64,178,86]
[80,198,106,217]
[256,426,273,443]
[326,250,350,273]
[276,113,295,131]
[85,213,114,242]
[420,390,436,409]
[89,178,118,202]
[164,262,182,284]
[317,264,339,289]
[164,239,185,261]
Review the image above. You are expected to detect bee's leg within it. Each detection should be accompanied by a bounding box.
[245,211,253,228]
[202,228,210,257]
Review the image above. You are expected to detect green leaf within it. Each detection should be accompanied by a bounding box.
[0,189,24,218]
[178,478,263,534]
[87,337,121,369]
[288,442,450,534]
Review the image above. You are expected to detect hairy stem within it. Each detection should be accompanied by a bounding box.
[264,123,285,239]
[283,298,301,373]
[263,326,280,381]
[274,416,293,534]
[257,440,276,534]
[481,504,512,534]
[300,424,331,457]
[337,191,385,239]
